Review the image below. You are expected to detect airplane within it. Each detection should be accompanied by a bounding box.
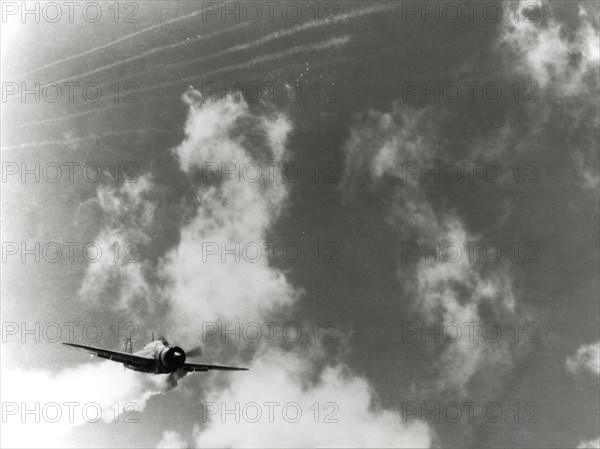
[62,334,248,375]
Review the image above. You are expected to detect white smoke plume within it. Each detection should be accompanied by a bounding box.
[1,361,172,448]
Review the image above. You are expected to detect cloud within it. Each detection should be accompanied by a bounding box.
[78,175,165,319]
[497,1,600,190]
[161,92,299,343]
[499,1,599,95]
[157,430,187,449]
[50,93,433,448]
[341,107,439,198]
[578,437,600,449]
[567,341,600,376]
[341,104,524,397]
[1,361,172,448]
[161,348,431,448]
[76,91,300,340]
[155,93,432,446]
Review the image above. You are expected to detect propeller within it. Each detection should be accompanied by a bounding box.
[186,346,202,358]
[155,331,201,357]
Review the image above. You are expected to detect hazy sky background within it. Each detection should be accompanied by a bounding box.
[1,1,599,448]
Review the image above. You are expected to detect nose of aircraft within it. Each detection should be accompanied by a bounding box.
[166,346,186,369]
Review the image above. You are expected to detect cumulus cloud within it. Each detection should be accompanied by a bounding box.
[153,93,433,446]
[567,341,600,376]
[578,437,600,449]
[1,361,172,448]
[162,92,299,340]
[76,91,300,340]
[78,175,164,319]
[497,1,600,190]
[157,430,188,449]
[161,348,431,448]
[49,92,433,448]
[499,1,599,95]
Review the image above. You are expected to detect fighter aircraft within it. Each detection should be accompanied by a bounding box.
[62,335,248,374]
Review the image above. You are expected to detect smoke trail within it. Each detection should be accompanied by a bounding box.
[1,361,175,448]
[56,22,250,84]
[11,34,350,131]
[14,4,390,129]
[21,1,234,78]
[142,35,351,93]
[164,3,397,73]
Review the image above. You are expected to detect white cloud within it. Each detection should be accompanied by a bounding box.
[499,1,599,95]
[156,94,432,447]
[78,175,161,316]
[567,341,600,376]
[497,1,600,191]
[1,362,171,448]
[578,437,600,448]
[52,93,433,448]
[161,93,299,343]
[157,430,188,449]
[341,107,439,197]
[404,215,518,395]
[341,105,523,397]
[173,349,430,448]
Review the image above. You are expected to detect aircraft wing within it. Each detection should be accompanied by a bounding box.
[182,361,249,372]
[62,342,155,371]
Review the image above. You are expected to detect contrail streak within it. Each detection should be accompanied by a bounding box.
[13,4,390,128]
[56,22,250,84]
[12,35,351,129]
[142,35,352,93]
[78,2,396,91]
[139,55,352,106]
[1,128,178,151]
[135,4,396,93]
[162,3,397,73]
[21,1,233,78]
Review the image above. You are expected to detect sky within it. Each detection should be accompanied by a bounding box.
[1,1,599,448]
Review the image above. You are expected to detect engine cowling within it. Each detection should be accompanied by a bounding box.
[159,346,186,371]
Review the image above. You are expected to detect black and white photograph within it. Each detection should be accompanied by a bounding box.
[1,1,599,447]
